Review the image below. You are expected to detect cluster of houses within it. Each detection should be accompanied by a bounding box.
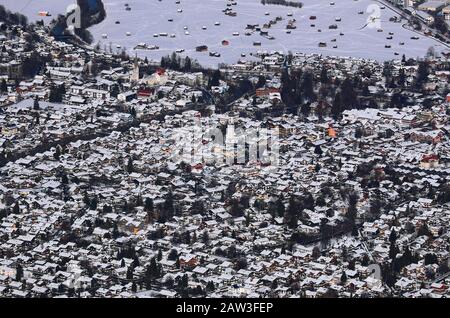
[1,11,450,298]
[1,97,450,297]
[387,0,450,25]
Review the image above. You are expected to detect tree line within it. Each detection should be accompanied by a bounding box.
[261,0,303,8]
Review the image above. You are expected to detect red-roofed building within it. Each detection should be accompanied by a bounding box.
[420,154,439,168]
[137,87,154,98]
[156,68,165,76]
[256,87,280,97]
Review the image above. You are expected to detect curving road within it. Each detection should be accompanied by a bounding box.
[376,0,450,49]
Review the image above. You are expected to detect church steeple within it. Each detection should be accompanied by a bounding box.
[131,54,139,82]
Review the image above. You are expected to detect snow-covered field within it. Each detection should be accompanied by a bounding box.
[3,0,448,67]
[2,0,75,23]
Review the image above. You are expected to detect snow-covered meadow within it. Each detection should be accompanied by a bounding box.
[3,0,448,67]
[88,0,447,66]
[2,0,75,24]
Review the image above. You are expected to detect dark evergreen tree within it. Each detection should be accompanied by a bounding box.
[389,228,397,244]
[33,98,40,110]
[314,145,323,156]
[0,79,7,93]
[389,241,399,260]
[144,197,154,212]
[210,70,221,87]
[285,196,301,229]
[168,249,178,261]
[331,92,342,119]
[126,266,134,279]
[53,145,61,160]
[300,72,316,102]
[398,68,406,87]
[415,61,429,88]
[340,271,347,284]
[127,157,133,173]
[12,202,20,214]
[346,192,358,225]
[320,67,329,84]
[16,264,23,281]
[230,198,243,217]
[340,78,358,110]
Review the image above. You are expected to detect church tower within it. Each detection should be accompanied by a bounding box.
[131,56,139,82]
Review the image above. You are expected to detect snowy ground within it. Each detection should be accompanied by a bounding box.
[3,0,448,67]
[2,0,75,24]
